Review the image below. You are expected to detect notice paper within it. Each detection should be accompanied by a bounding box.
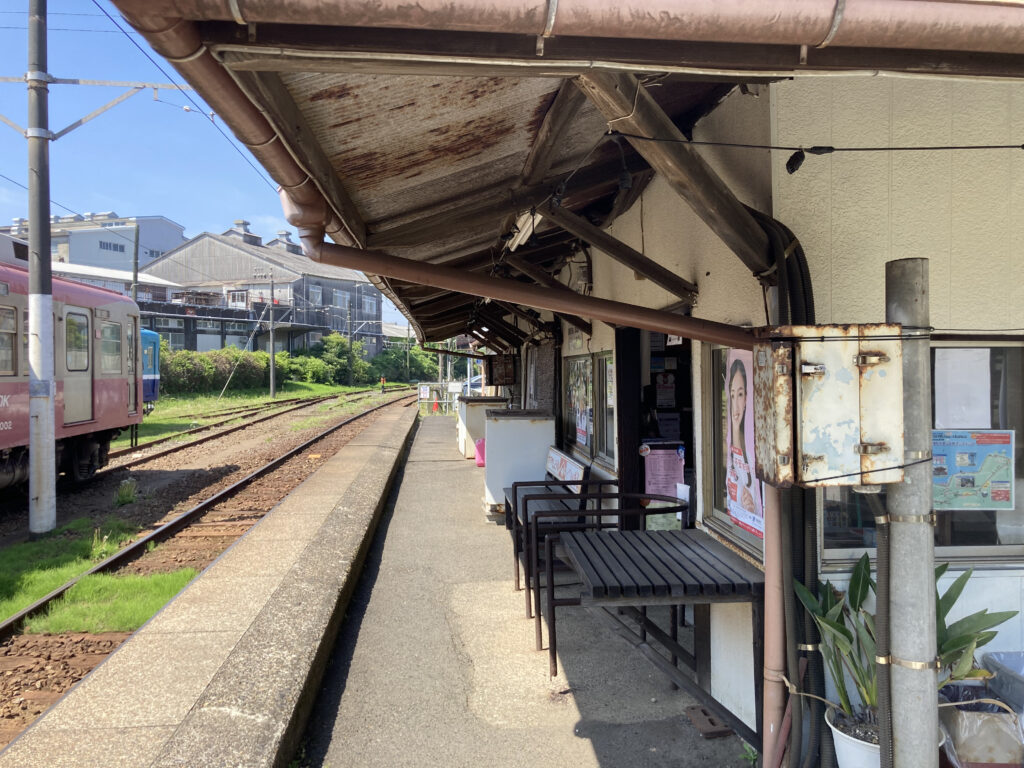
[935,348,991,429]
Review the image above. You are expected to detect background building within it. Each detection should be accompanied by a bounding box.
[2,212,185,270]
[142,220,384,355]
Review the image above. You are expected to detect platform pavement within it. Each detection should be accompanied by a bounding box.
[0,403,419,768]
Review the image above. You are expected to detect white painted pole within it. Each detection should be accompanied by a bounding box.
[27,0,56,534]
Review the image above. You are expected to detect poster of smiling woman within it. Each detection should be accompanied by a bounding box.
[725,349,764,538]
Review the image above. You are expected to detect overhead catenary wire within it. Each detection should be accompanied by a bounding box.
[89,0,277,194]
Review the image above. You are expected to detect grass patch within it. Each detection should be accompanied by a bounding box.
[0,518,138,624]
[110,383,361,451]
[24,569,197,634]
[113,478,138,507]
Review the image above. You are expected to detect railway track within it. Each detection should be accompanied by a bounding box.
[0,393,416,643]
[108,386,411,460]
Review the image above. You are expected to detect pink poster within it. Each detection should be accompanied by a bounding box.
[725,349,764,538]
[644,447,685,497]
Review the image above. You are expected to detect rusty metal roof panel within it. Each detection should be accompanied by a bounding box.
[285,72,566,223]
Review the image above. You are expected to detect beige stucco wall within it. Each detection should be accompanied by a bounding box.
[772,75,1024,329]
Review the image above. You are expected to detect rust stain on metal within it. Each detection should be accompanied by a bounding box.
[309,83,358,102]
[338,114,515,183]
[528,90,559,140]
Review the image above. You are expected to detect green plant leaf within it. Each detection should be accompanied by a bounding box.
[854,609,877,664]
[848,553,871,611]
[793,579,822,618]
[938,569,971,625]
[951,638,978,680]
[817,616,854,656]
[935,562,949,581]
[945,610,1018,642]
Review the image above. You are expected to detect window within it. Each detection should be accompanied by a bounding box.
[333,289,349,310]
[98,240,125,253]
[196,319,220,331]
[704,346,764,555]
[308,285,323,306]
[595,353,615,463]
[229,291,247,307]
[824,343,1024,561]
[564,355,594,455]
[100,322,121,374]
[66,312,90,371]
[0,306,15,375]
[362,295,377,314]
[159,331,185,350]
[155,317,184,329]
[225,321,248,332]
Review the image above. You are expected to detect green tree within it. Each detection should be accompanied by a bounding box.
[370,344,438,382]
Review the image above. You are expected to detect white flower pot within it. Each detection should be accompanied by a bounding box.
[825,709,880,768]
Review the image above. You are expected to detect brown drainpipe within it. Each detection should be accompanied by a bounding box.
[112,1,1024,55]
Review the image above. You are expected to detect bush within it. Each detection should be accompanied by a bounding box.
[160,344,269,394]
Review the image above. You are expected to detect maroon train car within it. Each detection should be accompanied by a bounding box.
[0,260,144,490]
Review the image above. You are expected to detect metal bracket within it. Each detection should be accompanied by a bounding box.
[800,362,826,376]
[25,70,53,84]
[855,442,888,455]
[855,353,890,366]
[25,127,54,140]
[890,512,937,526]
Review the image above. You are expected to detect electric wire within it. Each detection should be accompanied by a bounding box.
[89,0,278,194]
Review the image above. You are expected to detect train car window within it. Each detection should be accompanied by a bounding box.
[21,310,27,375]
[66,312,90,371]
[101,321,121,374]
[0,306,14,375]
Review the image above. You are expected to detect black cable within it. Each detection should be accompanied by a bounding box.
[90,0,277,194]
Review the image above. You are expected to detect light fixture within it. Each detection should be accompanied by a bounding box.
[507,211,536,251]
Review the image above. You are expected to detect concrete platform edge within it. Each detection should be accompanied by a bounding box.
[272,410,419,768]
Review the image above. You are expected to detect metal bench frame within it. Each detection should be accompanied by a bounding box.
[541,514,764,752]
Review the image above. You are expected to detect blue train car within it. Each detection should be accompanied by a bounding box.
[141,328,160,411]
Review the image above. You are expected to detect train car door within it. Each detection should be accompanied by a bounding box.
[126,317,137,413]
[63,306,93,423]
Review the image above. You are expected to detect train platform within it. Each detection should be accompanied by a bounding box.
[0,410,748,767]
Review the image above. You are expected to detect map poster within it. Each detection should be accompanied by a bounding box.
[933,430,1015,511]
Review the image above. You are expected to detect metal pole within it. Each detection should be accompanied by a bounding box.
[131,219,139,302]
[347,306,353,386]
[27,0,56,535]
[405,323,410,381]
[884,258,936,767]
[268,273,276,397]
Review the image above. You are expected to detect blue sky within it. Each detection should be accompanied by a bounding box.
[0,1,404,322]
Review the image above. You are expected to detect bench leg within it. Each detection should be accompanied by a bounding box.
[670,605,679,691]
[546,534,558,677]
[512,514,521,592]
[532,524,543,647]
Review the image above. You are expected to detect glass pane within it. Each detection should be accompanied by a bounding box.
[101,322,121,373]
[564,355,593,452]
[0,307,14,375]
[824,346,1024,553]
[66,312,89,371]
[0,307,14,332]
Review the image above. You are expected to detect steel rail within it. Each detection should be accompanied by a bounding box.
[0,393,416,643]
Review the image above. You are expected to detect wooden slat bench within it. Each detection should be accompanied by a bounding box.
[543,527,765,751]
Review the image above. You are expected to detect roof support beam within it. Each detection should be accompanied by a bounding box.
[520,79,586,187]
[230,70,367,247]
[542,201,699,304]
[494,301,544,331]
[574,71,772,278]
[410,292,478,318]
[365,155,647,248]
[476,306,528,346]
[503,254,593,337]
[309,240,753,349]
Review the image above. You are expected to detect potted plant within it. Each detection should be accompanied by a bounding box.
[795,556,1017,768]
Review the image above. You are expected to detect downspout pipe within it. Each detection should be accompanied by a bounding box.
[111,1,1024,56]
[283,201,753,350]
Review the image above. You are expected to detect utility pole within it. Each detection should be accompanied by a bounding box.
[27,0,55,534]
[268,272,276,398]
[347,306,353,386]
[405,324,410,381]
[885,258,937,767]
[130,218,139,302]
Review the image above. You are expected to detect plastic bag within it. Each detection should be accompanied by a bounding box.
[940,683,1024,768]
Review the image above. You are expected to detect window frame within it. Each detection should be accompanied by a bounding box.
[65,311,90,372]
[822,337,1024,569]
[100,321,122,374]
[0,305,15,376]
